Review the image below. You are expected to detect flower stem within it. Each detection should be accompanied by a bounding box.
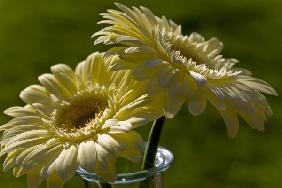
[99,182,112,188]
[84,180,89,188]
[139,116,166,188]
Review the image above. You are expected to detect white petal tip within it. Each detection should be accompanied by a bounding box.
[189,71,207,86]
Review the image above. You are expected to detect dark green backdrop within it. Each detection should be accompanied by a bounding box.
[0,0,281,187]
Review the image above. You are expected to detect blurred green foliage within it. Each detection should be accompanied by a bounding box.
[0,0,281,187]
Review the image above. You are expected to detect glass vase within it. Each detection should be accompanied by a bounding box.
[76,147,173,188]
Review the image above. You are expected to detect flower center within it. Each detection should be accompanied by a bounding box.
[53,93,108,132]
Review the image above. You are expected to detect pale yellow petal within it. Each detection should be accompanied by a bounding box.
[189,71,207,86]
[188,91,207,116]
[38,73,71,100]
[75,52,112,87]
[4,105,37,117]
[158,66,177,88]
[23,144,62,169]
[0,137,48,156]
[1,125,44,143]
[51,64,79,95]
[204,37,223,54]
[13,166,28,177]
[164,94,184,119]
[108,125,130,134]
[7,130,49,145]
[219,109,239,138]
[97,134,120,153]
[111,131,143,163]
[20,85,53,105]
[27,166,43,188]
[95,143,116,181]
[47,172,64,188]
[7,116,45,126]
[242,110,266,131]
[114,95,152,118]
[133,63,159,81]
[14,145,43,166]
[55,145,78,181]
[3,149,22,172]
[78,140,97,172]
[146,78,162,95]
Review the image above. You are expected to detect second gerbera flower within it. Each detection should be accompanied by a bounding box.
[93,3,278,137]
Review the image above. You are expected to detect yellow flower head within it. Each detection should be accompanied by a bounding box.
[0,52,163,188]
[93,3,278,137]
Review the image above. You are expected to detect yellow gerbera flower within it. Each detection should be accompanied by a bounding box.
[0,52,163,188]
[93,3,278,137]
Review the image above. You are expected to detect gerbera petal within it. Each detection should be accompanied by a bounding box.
[164,94,185,118]
[204,37,223,54]
[51,64,79,95]
[13,166,28,177]
[132,63,159,81]
[219,109,239,138]
[1,125,45,143]
[144,58,163,68]
[97,134,120,153]
[7,130,49,145]
[14,145,43,166]
[3,150,22,172]
[189,71,207,86]
[78,140,97,172]
[47,172,64,188]
[109,125,131,134]
[95,143,116,181]
[242,109,266,131]
[23,143,62,169]
[20,85,55,106]
[159,66,177,88]
[147,78,161,95]
[114,94,152,118]
[38,73,71,100]
[167,78,196,100]
[111,131,144,163]
[188,95,207,116]
[0,116,45,132]
[0,137,48,156]
[27,166,43,188]
[238,77,278,96]
[55,145,78,181]
[188,32,205,43]
[4,105,37,117]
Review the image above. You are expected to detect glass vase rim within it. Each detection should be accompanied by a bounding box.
[76,146,174,184]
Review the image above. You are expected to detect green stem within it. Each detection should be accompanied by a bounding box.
[139,116,166,188]
[84,180,89,188]
[99,182,112,188]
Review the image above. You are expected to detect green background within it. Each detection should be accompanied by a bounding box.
[0,0,281,187]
